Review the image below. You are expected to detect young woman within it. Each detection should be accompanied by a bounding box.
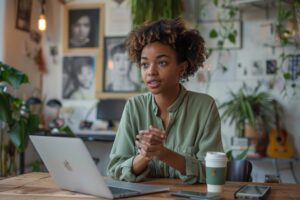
[108,18,223,184]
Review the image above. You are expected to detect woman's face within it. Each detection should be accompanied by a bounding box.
[112,52,131,77]
[72,16,91,42]
[78,65,93,89]
[140,42,185,95]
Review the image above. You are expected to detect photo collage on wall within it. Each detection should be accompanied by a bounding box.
[63,1,144,100]
[62,3,104,100]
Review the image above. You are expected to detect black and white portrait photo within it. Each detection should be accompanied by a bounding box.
[16,0,32,32]
[68,8,100,48]
[62,56,95,100]
[104,37,142,92]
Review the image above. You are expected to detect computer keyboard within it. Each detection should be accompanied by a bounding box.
[108,186,140,197]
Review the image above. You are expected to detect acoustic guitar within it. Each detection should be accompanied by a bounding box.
[266,100,293,158]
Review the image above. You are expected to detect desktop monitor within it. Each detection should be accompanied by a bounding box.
[96,98,127,129]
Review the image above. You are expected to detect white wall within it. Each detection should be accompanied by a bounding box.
[40,0,300,157]
[1,0,299,169]
[4,0,42,96]
[39,0,300,157]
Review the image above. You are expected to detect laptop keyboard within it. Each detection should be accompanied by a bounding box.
[108,186,140,197]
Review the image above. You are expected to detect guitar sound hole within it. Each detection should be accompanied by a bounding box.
[276,136,283,143]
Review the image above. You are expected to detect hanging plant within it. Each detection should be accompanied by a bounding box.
[130,0,184,28]
[208,0,239,50]
[273,0,300,96]
[196,0,239,90]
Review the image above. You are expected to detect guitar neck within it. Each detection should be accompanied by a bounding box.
[273,100,281,131]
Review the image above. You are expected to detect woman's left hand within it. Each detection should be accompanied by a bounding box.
[135,126,167,160]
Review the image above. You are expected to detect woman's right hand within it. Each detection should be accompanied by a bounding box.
[135,126,166,160]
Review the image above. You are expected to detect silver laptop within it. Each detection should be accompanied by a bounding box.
[30,135,169,199]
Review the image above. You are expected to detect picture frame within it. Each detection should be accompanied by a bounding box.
[64,3,104,52]
[15,0,32,32]
[96,36,145,99]
[266,59,277,75]
[62,55,96,100]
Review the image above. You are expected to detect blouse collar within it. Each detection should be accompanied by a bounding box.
[151,85,187,115]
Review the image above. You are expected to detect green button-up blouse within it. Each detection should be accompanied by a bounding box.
[107,86,223,184]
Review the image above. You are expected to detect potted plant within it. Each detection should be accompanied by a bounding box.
[219,83,274,138]
[226,148,252,182]
[0,62,39,177]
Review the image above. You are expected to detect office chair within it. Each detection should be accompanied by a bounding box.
[227,160,252,182]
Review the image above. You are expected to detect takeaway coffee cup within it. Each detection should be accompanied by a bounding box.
[205,152,228,193]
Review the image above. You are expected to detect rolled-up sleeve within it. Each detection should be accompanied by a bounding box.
[176,100,223,184]
[108,155,150,182]
[107,100,150,182]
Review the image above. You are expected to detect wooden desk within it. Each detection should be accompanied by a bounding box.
[0,173,299,200]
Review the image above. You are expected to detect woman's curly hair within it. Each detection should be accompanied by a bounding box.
[126,17,206,82]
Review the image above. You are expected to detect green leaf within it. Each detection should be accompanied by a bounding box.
[233,30,238,36]
[209,29,218,38]
[59,126,76,137]
[31,160,42,172]
[0,62,29,88]
[0,93,12,123]
[26,114,39,134]
[226,150,233,161]
[221,65,228,72]
[206,48,213,58]
[228,33,236,44]
[245,101,256,126]
[279,52,285,59]
[229,9,236,18]
[217,40,224,48]
[283,73,291,80]
[213,0,219,6]
[235,147,249,160]
[280,36,289,45]
[8,119,26,152]
[7,71,29,89]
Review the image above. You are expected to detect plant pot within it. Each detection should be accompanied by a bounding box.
[244,123,258,138]
[226,160,252,182]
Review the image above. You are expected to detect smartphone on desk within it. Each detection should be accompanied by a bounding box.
[170,190,221,199]
[234,185,271,200]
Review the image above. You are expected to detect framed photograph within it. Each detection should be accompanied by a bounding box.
[96,36,145,98]
[64,3,104,52]
[266,59,277,75]
[62,55,96,100]
[16,0,32,32]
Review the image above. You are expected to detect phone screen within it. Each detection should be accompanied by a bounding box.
[171,190,220,199]
[236,185,271,198]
